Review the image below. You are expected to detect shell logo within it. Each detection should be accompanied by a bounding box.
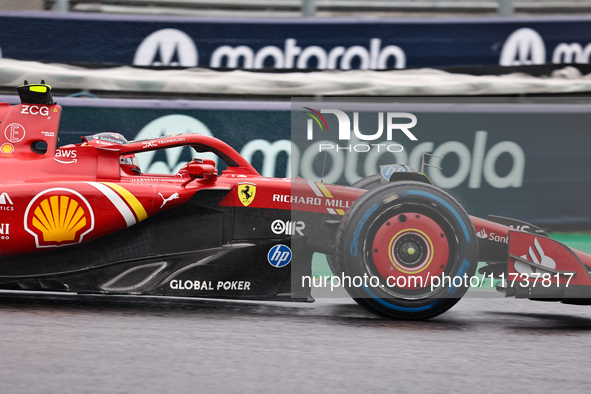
[0,143,14,154]
[25,188,95,248]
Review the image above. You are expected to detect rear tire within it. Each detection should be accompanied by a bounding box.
[330,181,477,320]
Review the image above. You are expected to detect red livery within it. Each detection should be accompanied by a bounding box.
[1,82,591,320]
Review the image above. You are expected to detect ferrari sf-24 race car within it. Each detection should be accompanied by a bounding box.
[0,82,590,320]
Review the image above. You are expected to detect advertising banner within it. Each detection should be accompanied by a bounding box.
[1,12,591,69]
[291,99,591,229]
[19,95,589,229]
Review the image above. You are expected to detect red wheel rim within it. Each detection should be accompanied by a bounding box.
[371,212,449,290]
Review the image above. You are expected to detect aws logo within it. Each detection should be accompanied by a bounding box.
[24,188,95,248]
[133,28,198,67]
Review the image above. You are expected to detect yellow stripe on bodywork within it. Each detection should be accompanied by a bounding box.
[103,182,148,222]
[316,183,333,198]
[336,209,345,215]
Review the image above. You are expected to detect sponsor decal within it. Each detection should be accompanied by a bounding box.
[131,178,163,183]
[0,192,13,211]
[0,223,9,240]
[170,280,214,290]
[476,228,507,244]
[268,244,292,267]
[273,194,321,205]
[271,219,305,236]
[500,27,591,66]
[56,149,77,158]
[160,136,186,145]
[133,28,198,67]
[159,192,180,208]
[142,141,158,149]
[514,237,556,275]
[54,149,78,164]
[272,193,350,214]
[4,123,25,143]
[488,233,508,244]
[88,133,126,146]
[0,143,14,154]
[169,280,251,291]
[238,183,256,207]
[21,105,49,117]
[41,131,55,137]
[216,281,251,291]
[24,188,95,248]
[506,223,541,234]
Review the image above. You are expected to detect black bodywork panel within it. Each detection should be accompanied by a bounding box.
[0,189,338,302]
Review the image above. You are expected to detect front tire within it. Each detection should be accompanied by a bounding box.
[351,174,382,191]
[330,181,477,320]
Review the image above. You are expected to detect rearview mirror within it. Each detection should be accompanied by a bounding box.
[186,163,217,178]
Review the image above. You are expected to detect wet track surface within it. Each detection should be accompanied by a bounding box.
[1,290,591,393]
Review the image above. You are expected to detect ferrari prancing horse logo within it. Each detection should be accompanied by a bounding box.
[238,183,256,207]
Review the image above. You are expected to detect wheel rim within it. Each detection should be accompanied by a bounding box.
[368,208,452,295]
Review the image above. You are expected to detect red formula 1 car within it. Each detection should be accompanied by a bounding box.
[1,82,590,320]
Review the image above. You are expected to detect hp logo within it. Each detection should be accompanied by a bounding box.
[267,244,292,268]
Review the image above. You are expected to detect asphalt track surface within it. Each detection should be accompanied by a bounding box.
[1,287,591,394]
